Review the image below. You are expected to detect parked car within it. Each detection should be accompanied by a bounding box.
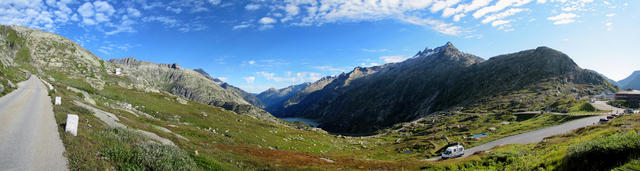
[600,118,610,122]
[611,113,619,117]
[606,116,615,120]
[442,145,464,159]
[625,109,634,114]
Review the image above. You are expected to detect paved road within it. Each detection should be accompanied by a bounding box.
[428,115,605,161]
[591,101,625,114]
[461,115,602,158]
[0,76,68,170]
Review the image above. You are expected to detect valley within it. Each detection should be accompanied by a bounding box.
[0,25,639,171]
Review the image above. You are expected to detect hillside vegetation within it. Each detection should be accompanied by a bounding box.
[0,25,631,170]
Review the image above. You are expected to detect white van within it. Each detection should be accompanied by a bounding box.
[442,145,464,159]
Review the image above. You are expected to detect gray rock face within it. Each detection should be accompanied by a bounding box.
[193,68,265,108]
[275,43,615,135]
[256,82,315,115]
[109,58,276,122]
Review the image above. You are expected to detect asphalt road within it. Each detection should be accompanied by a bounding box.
[428,114,605,161]
[461,115,602,158]
[0,76,68,170]
[591,101,625,114]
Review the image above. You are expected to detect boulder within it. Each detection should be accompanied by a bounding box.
[7,80,15,88]
[65,114,79,136]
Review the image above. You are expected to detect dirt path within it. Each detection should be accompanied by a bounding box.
[0,76,68,170]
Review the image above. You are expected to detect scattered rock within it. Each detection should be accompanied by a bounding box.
[488,127,497,131]
[176,98,188,104]
[194,150,198,156]
[320,158,335,163]
[7,80,15,88]
[54,96,61,105]
[67,86,95,105]
[200,112,207,117]
[501,121,511,125]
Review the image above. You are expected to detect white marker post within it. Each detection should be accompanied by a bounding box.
[65,114,79,136]
[54,96,61,105]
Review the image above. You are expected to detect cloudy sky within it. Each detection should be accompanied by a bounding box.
[1,0,638,93]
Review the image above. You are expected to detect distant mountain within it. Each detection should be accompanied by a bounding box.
[109,58,275,121]
[619,70,640,90]
[194,68,266,108]
[273,43,615,134]
[588,70,621,88]
[259,76,338,117]
[256,82,311,114]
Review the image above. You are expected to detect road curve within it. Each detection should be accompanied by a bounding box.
[0,76,68,170]
[461,115,602,158]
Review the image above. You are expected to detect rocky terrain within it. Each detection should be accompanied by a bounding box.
[109,58,276,122]
[194,68,266,108]
[266,43,615,134]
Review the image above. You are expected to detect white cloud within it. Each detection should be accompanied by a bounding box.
[314,65,348,72]
[232,24,251,30]
[208,0,221,6]
[473,0,533,19]
[491,19,510,26]
[166,6,183,14]
[605,13,616,17]
[285,4,300,16]
[547,13,578,25]
[259,17,276,24]
[605,22,612,31]
[481,8,526,24]
[401,16,463,35]
[245,4,261,10]
[362,48,390,52]
[248,60,256,65]
[453,13,465,22]
[244,76,255,83]
[380,55,408,63]
[77,2,94,17]
[431,0,462,13]
[256,71,321,83]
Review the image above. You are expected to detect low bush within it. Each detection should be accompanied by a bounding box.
[101,129,196,171]
[561,132,640,170]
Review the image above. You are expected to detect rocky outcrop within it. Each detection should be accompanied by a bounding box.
[109,58,276,122]
[193,68,266,108]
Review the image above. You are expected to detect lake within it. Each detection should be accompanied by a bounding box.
[280,117,320,127]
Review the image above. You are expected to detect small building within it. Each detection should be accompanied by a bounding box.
[115,68,122,75]
[615,90,640,108]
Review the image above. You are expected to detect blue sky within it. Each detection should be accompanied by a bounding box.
[1,0,638,93]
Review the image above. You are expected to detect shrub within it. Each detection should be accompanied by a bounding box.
[132,142,197,171]
[561,132,640,170]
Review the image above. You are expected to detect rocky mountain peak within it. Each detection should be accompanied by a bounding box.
[414,42,461,58]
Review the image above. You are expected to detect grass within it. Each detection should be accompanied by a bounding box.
[423,113,640,170]
[561,131,640,170]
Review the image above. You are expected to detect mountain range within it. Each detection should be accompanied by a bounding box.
[619,70,640,90]
[259,42,616,134]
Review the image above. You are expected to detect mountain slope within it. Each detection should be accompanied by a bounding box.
[109,58,275,121]
[619,70,640,90]
[267,76,338,117]
[275,43,615,134]
[194,68,266,108]
[589,69,621,88]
